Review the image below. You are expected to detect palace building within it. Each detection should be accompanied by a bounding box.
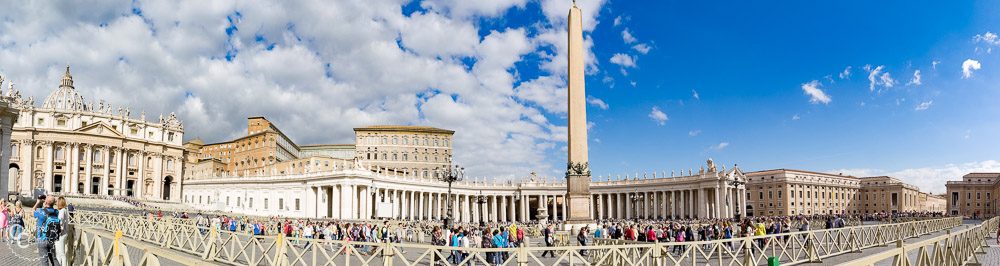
[746,169,943,216]
[183,117,454,179]
[945,173,1000,217]
[5,66,185,201]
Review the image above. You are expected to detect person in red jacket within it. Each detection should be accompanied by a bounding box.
[645,227,656,242]
[624,226,635,241]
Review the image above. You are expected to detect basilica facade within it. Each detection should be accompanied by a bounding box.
[5,66,185,201]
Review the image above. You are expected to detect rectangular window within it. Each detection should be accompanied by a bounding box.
[265,199,269,210]
[778,191,782,199]
[759,192,764,200]
[249,198,253,208]
[279,199,284,210]
[295,199,301,210]
[37,118,44,126]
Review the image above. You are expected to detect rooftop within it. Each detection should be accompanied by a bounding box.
[354,125,455,134]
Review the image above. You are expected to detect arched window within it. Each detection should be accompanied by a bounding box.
[402,153,408,161]
[392,137,398,145]
[36,147,44,159]
[402,137,408,145]
[392,153,398,161]
[10,144,17,157]
[93,149,102,162]
[147,157,153,166]
[167,159,174,169]
[128,154,135,166]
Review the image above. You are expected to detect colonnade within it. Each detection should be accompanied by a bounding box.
[592,185,747,220]
[305,183,576,223]
[302,183,747,221]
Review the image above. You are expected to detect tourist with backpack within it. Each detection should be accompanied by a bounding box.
[33,195,61,266]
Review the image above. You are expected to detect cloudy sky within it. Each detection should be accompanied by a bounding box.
[1,1,998,193]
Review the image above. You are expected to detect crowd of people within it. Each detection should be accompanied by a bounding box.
[2,196,954,266]
[1,195,73,266]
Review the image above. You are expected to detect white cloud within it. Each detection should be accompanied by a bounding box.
[864,65,895,92]
[648,106,668,125]
[400,11,479,58]
[613,15,622,26]
[0,0,609,178]
[710,142,729,151]
[609,53,637,68]
[586,95,609,110]
[907,70,921,86]
[688,129,701,137]
[632,43,650,54]
[831,160,1000,194]
[962,59,981,79]
[839,66,851,79]
[974,31,999,53]
[801,80,831,104]
[692,89,700,100]
[975,31,1000,45]
[421,0,529,18]
[914,100,932,111]
[622,28,637,44]
[932,60,940,70]
[791,114,800,120]
[880,72,896,89]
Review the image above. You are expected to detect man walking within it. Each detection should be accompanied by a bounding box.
[540,224,555,258]
[33,195,61,266]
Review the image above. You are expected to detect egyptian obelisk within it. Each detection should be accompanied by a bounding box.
[565,1,594,227]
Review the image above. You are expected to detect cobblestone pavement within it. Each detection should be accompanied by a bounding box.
[975,236,1000,265]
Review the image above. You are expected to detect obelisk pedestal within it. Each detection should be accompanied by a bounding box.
[563,2,594,231]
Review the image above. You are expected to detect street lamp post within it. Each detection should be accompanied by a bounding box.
[630,189,644,222]
[436,165,464,229]
[476,190,487,227]
[730,179,746,220]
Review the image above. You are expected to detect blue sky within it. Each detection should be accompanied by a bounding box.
[0,0,997,193]
[575,1,1000,191]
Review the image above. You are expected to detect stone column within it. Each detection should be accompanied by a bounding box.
[669,190,675,219]
[101,147,112,196]
[697,188,706,219]
[115,148,125,196]
[595,194,602,219]
[643,191,650,218]
[82,145,92,195]
[740,187,747,216]
[625,192,632,219]
[438,193,444,220]
[0,105,15,196]
[466,194,473,223]
[43,142,53,192]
